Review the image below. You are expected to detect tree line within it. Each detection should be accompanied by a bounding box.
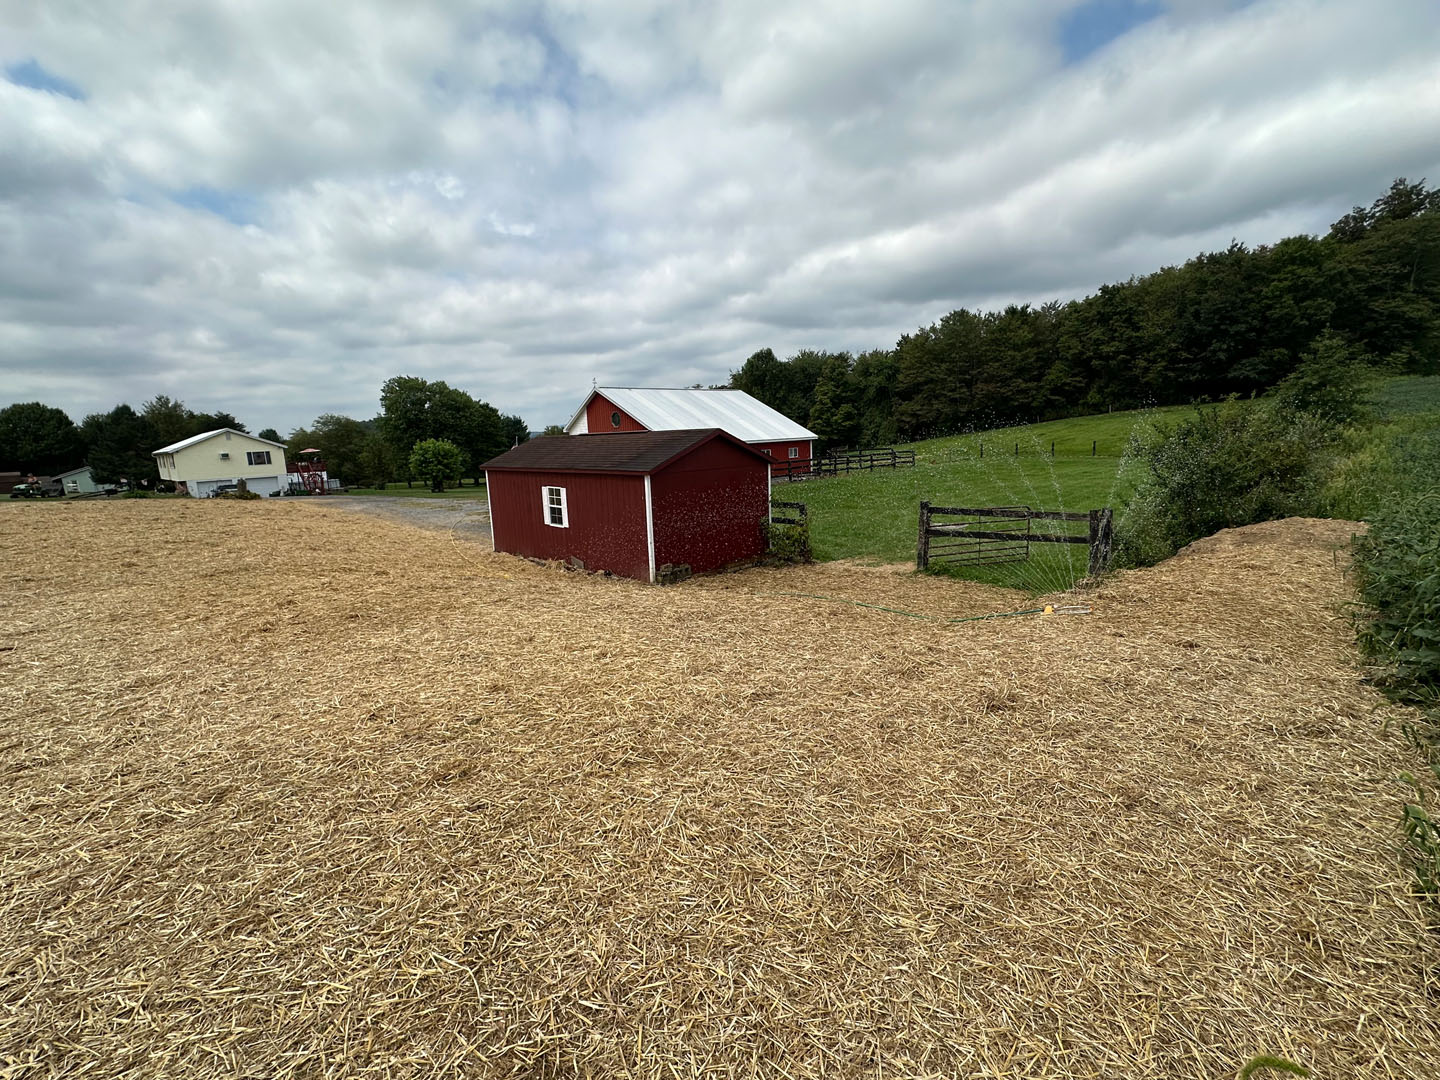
[731,178,1440,446]
[0,380,527,489]
[0,396,253,485]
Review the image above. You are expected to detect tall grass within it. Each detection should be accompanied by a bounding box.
[1345,378,1440,921]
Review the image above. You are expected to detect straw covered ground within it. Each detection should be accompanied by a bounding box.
[1,501,1436,1078]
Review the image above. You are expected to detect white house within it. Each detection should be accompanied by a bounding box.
[153,429,289,498]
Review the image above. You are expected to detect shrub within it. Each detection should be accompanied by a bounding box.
[1353,493,1440,705]
[1324,424,1440,519]
[1115,403,1328,566]
[1271,331,1375,426]
[764,516,812,564]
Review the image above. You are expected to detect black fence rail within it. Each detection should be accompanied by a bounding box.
[770,500,808,527]
[917,502,1114,575]
[771,447,917,482]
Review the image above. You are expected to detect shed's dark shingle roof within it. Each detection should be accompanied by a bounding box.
[482,429,767,474]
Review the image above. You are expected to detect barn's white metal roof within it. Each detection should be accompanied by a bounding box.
[152,428,287,455]
[568,388,816,442]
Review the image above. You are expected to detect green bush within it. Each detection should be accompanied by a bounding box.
[764,516,812,564]
[1115,403,1328,566]
[1325,425,1440,519]
[1353,493,1440,705]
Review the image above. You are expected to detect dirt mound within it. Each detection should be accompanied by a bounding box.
[1,504,1434,1078]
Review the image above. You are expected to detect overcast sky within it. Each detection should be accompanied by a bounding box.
[3,0,1438,433]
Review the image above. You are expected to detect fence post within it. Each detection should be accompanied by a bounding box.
[917,501,931,571]
[1092,440,1096,457]
[1051,440,1055,458]
[1088,508,1114,576]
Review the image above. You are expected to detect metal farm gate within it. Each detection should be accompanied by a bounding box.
[917,502,1114,576]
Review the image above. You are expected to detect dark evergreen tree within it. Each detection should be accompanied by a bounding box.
[82,405,160,486]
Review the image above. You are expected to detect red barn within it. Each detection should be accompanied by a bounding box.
[564,386,816,468]
[483,429,772,582]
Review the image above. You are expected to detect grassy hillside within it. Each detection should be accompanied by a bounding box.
[791,378,1440,593]
[792,404,1193,591]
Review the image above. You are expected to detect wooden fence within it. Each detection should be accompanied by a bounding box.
[917,502,1114,576]
[771,447,917,482]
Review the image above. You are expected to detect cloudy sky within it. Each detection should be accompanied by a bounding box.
[2,0,1438,433]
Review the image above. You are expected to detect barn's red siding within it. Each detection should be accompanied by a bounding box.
[752,440,813,463]
[651,439,769,573]
[586,394,647,433]
[486,469,650,580]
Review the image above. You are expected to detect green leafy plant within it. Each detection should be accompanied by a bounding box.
[1398,770,1440,908]
[1115,402,1329,567]
[408,438,465,493]
[1353,493,1440,701]
[1238,1055,1310,1079]
[763,515,812,564]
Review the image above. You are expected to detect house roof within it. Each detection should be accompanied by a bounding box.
[482,428,770,474]
[566,387,816,442]
[152,428,287,455]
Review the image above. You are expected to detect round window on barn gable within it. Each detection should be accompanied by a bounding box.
[611,411,622,428]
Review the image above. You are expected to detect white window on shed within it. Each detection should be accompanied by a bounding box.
[788,446,800,459]
[542,485,569,528]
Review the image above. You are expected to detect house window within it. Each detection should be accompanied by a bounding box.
[762,448,772,457]
[219,452,230,460]
[788,446,800,459]
[246,451,272,466]
[542,485,569,528]
[611,411,622,428]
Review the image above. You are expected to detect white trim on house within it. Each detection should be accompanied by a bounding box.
[542,484,569,528]
[644,474,656,584]
[485,470,495,552]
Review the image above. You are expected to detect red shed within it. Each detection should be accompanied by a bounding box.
[483,429,772,582]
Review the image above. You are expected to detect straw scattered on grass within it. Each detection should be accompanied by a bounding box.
[1,501,1436,1078]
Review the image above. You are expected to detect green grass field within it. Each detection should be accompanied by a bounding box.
[343,482,486,498]
[790,404,1200,592]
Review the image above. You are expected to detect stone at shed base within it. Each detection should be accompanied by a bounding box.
[656,563,691,585]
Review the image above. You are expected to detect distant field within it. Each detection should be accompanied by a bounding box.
[1371,373,1440,417]
[344,482,486,498]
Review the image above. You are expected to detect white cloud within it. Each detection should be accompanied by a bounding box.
[0,0,1438,433]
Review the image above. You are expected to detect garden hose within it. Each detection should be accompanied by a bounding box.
[761,591,1091,623]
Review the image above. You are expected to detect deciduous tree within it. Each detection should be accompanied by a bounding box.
[408,438,464,492]
[0,402,83,473]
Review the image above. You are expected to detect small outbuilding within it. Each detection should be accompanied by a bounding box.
[52,466,102,495]
[483,429,772,582]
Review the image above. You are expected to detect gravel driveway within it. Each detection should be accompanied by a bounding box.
[316,495,492,545]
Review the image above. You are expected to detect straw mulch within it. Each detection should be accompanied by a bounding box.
[1,501,1435,1079]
